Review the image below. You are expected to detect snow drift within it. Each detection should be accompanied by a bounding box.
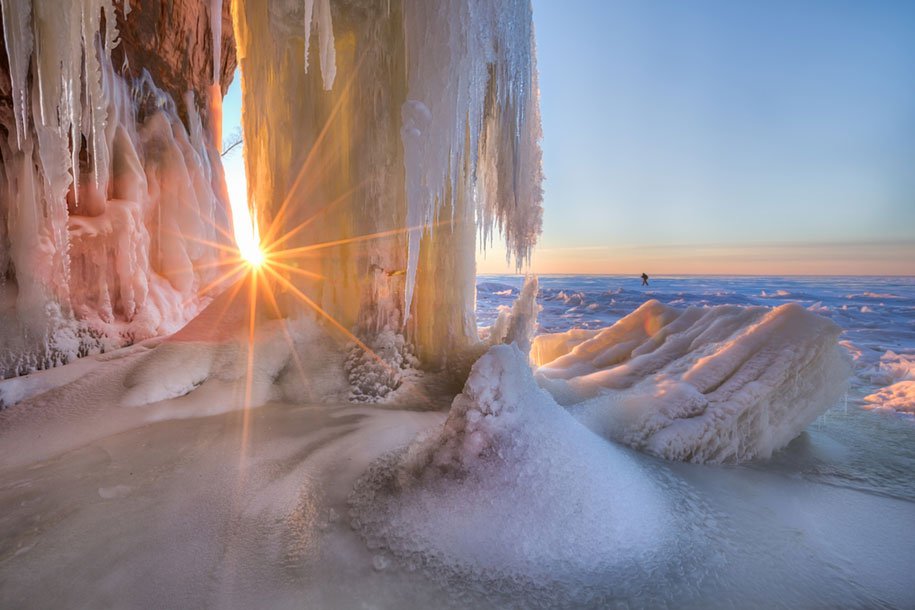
[534,300,851,463]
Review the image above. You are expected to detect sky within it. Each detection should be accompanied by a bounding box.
[224,0,915,276]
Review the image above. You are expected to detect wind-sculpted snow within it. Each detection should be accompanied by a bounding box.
[350,344,717,606]
[534,300,851,463]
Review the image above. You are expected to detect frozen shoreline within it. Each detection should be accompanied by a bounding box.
[1,275,913,608]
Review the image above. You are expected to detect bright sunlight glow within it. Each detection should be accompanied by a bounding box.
[229,191,264,267]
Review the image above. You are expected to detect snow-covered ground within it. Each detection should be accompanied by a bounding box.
[0,275,912,608]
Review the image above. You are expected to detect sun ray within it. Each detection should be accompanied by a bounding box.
[266,259,325,281]
[162,228,243,256]
[268,223,439,260]
[238,268,259,466]
[262,264,391,371]
[264,180,367,254]
[192,208,237,245]
[194,256,247,272]
[198,263,248,297]
[258,275,312,394]
[261,51,369,246]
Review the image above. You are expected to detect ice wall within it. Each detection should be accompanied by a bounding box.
[232,0,542,366]
[0,0,233,377]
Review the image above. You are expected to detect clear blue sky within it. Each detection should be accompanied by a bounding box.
[224,0,915,275]
[510,0,915,274]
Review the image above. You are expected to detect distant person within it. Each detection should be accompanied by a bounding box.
[641,272,649,286]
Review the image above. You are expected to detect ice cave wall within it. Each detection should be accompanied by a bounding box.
[0,0,236,378]
[233,0,543,366]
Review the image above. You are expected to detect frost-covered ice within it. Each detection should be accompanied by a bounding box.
[858,350,915,413]
[533,300,850,463]
[864,380,915,413]
[349,344,718,605]
[480,274,915,418]
[0,0,231,377]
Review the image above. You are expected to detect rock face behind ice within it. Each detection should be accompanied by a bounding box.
[535,300,851,464]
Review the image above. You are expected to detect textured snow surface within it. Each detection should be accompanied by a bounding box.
[350,344,717,604]
[864,380,915,413]
[859,351,915,413]
[533,300,850,463]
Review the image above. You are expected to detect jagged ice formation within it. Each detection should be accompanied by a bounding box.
[0,0,235,377]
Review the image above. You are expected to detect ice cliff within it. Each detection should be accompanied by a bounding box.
[0,0,236,377]
[1,0,543,377]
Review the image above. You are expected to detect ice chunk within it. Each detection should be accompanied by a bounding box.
[535,301,851,463]
[861,352,915,413]
[863,381,915,414]
[483,275,540,354]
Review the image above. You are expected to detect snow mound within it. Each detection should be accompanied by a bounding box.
[534,300,850,463]
[119,285,351,415]
[350,344,715,604]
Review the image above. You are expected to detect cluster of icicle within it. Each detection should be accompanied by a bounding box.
[400,0,543,319]
[297,0,543,322]
[0,0,229,376]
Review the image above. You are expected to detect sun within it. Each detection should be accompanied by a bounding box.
[240,237,266,268]
[229,189,265,268]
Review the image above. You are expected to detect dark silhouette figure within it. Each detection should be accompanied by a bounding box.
[641,273,649,286]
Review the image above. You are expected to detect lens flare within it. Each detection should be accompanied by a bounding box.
[230,196,264,267]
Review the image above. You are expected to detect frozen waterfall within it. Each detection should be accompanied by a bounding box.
[232,0,543,366]
[0,0,232,377]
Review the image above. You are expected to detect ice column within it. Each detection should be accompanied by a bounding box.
[232,0,542,365]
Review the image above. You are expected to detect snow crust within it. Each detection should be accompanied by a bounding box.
[534,300,851,463]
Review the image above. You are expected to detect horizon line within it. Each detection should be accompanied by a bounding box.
[477,272,915,279]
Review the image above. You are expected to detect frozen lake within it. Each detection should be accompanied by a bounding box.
[0,275,912,608]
